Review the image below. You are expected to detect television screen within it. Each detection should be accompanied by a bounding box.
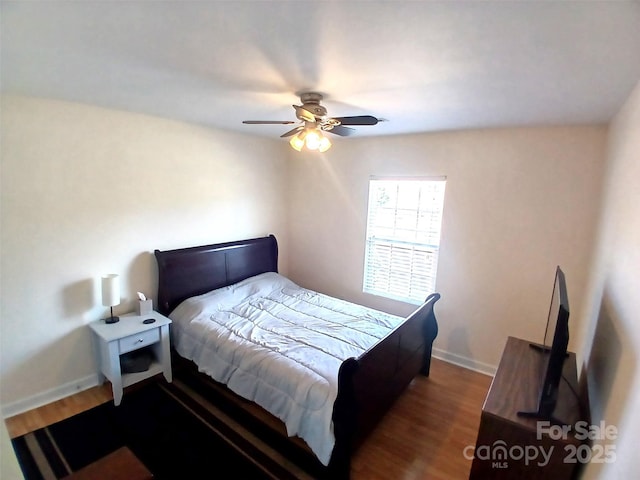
[543,269,563,349]
[518,266,570,423]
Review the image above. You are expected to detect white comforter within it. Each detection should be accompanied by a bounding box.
[168,272,404,466]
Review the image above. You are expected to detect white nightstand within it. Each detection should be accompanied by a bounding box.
[89,311,172,406]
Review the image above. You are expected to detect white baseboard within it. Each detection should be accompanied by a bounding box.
[433,347,497,377]
[2,374,101,419]
[3,350,495,419]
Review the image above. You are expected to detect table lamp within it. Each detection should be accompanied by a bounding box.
[101,273,120,324]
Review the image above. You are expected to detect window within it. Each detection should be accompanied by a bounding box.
[363,177,446,304]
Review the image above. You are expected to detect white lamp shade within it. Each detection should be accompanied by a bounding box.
[101,274,120,307]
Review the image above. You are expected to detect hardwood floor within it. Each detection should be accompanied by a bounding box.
[5,358,492,480]
[351,358,492,480]
[5,383,113,439]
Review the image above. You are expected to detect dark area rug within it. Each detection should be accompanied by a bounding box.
[172,367,328,479]
[11,381,273,480]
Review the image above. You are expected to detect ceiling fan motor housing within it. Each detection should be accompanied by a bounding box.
[300,92,323,104]
[298,92,327,119]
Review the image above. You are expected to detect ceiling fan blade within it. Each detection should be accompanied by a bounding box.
[332,115,379,126]
[280,126,303,138]
[326,125,356,137]
[243,120,296,125]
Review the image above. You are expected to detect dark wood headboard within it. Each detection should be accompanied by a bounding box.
[154,234,278,315]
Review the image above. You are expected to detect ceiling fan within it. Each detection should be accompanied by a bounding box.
[242,92,379,152]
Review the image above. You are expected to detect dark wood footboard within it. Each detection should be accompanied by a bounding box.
[329,293,441,479]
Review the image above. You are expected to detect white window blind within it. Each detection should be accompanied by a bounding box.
[363,177,446,304]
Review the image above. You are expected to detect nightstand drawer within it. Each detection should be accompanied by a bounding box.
[118,328,160,354]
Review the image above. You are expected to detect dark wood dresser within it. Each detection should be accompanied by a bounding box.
[469,336,587,479]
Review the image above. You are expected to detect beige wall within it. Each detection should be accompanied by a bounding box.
[286,126,606,373]
[580,80,640,479]
[0,95,289,412]
[0,94,609,424]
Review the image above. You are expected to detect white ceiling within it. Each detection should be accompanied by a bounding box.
[2,1,640,141]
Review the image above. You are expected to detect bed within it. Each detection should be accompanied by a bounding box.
[154,234,440,479]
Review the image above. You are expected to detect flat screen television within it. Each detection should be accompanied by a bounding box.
[517,266,570,424]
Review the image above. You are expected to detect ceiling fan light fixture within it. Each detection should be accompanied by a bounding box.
[318,135,331,152]
[288,127,331,153]
[304,130,321,150]
[289,132,306,151]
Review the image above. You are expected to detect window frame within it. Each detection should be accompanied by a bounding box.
[362,176,446,305]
